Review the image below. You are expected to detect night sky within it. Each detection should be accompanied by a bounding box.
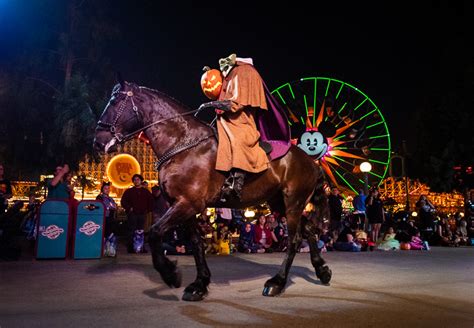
[1,0,472,152]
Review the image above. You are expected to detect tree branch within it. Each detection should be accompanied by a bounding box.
[25,77,61,95]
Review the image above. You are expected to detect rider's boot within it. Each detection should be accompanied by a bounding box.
[232,170,245,199]
[219,169,246,203]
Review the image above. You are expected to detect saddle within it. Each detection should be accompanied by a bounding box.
[259,140,273,155]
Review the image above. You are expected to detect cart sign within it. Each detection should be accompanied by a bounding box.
[106,153,141,188]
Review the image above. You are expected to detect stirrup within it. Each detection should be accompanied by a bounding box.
[219,172,244,202]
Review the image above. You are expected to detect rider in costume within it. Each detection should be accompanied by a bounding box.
[199,54,269,202]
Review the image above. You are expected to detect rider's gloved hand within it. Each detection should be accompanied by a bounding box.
[198,100,232,112]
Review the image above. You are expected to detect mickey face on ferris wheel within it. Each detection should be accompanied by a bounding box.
[298,131,328,160]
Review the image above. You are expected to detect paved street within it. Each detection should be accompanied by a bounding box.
[1,247,473,327]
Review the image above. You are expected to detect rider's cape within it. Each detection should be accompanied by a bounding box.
[257,79,291,161]
[216,61,291,173]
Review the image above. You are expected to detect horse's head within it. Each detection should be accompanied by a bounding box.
[93,80,144,153]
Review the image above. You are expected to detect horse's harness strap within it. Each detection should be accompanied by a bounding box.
[156,135,213,170]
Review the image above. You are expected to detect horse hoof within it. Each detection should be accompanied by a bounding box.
[316,266,332,285]
[163,267,182,288]
[182,290,206,302]
[262,285,283,297]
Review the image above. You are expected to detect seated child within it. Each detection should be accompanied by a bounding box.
[238,223,265,253]
[334,224,361,252]
[409,231,429,250]
[377,227,400,251]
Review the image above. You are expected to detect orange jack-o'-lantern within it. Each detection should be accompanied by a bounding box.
[200,67,223,100]
[400,242,411,250]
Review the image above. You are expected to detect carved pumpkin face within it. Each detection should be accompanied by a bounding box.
[200,69,223,100]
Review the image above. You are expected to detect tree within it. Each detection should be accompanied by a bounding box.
[0,0,119,180]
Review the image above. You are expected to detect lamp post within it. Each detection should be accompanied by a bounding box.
[360,161,372,195]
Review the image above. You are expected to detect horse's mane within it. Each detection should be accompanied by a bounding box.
[138,85,193,112]
[138,85,215,131]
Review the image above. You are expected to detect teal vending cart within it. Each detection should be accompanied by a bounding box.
[73,200,105,259]
[36,200,71,259]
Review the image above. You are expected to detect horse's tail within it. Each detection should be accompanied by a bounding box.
[310,163,329,224]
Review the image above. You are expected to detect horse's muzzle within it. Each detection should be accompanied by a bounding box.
[93,139,106,153]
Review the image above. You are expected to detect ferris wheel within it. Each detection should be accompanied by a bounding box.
[271,77,391,194]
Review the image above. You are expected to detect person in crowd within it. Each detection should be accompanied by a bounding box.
[328,186,343,233]
[237,223,264,253]
[266,213,278,230]
[409,230,429,250]
[333,222,361,252]
[0,200,24,260]
[230,208,244,233]
[20,194,40,243]
[352,188,367,230]
[455,213,469,246]
[47,164,70,200]
[254,215,274,252]
[377,226,400,251]
[319,223,335,251]
[366,187,385,242]
[0,164,12,214]
[215,207,233,225]
[96,182,118,257]
[120,174,154,253]
[433,218,458,247]
[162,224,193,255]
[211,220,233,255]
[416,195,436,235]
[273,216,289,252]
[354,227,369,251]
[65,172,79,219]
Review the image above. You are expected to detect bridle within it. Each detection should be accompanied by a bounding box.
[96,86,215,170]
[97,88,201,143]
[96,89,141,143]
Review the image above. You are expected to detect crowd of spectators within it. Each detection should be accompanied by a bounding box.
[1,161,473,260]
[192,187,474,256]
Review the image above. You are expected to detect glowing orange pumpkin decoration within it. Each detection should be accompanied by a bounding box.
[400,242,411,250]
[200,67,223,100]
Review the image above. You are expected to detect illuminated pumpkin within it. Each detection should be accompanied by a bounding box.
[200,67,223,100]
[400,242,411,250]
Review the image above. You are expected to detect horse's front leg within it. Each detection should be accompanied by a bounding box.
[263,209,303,297]
[148,203,196,288]
[182,222,211,301]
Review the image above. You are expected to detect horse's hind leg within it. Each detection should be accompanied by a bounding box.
[182,221,211,302]
[263,209,303,297]
[305,221,332,285]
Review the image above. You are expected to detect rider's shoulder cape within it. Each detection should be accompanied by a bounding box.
[257,79,291,161]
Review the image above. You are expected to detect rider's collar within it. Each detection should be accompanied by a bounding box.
[219,54,255,77]
[219,53,236,77]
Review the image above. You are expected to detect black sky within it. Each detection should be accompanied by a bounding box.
[1,1,472,152]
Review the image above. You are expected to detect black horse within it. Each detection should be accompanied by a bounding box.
[93,80,332,301]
